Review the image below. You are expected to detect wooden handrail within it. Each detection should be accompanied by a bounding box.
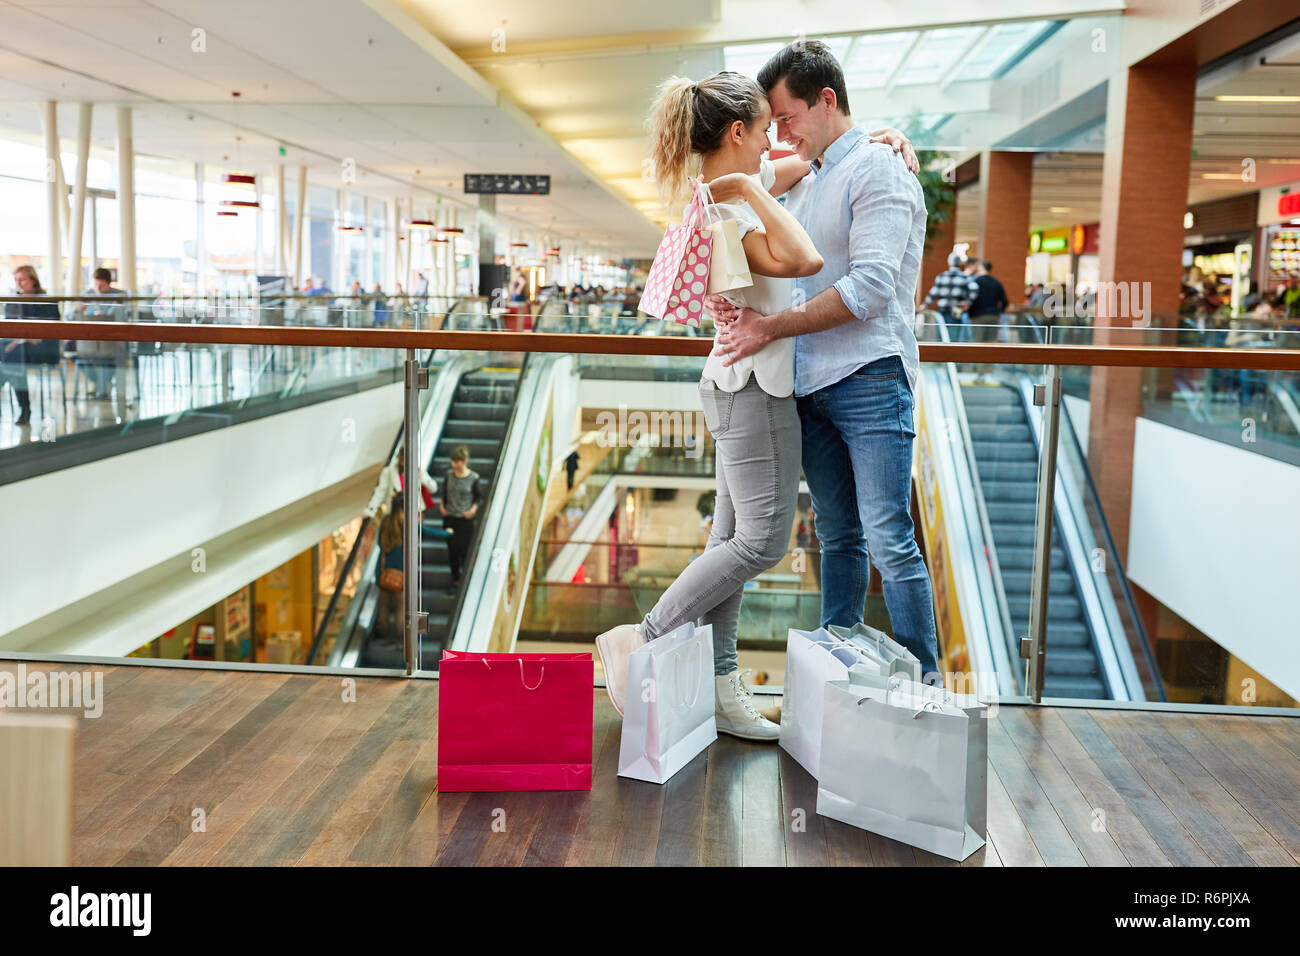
[2,319,1300,370]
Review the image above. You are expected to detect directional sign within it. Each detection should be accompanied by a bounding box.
[464,174,551,195]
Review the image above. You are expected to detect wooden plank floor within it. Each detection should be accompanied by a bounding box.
[5,662,1299,866]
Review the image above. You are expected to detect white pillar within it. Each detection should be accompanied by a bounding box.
[195,162,207,294]
[386,198,399,292]
[115,106,137,293]
[274,164,286,275]
[40,101,63,294]
[291,165,307,288]
[363,196,374,288]
[67,103,92,293]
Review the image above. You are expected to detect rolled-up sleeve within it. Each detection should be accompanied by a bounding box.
[832,149,917,322]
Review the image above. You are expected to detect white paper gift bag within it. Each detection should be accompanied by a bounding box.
[778,627,891,779]
[827,622,922,684]
[618,622,717,784]
[705,216,753,295]
[816,677,988,861]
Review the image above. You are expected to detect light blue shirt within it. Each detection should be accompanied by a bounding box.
[784,127,926,398]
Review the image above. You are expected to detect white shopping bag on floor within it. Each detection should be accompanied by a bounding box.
[816,677,988,861]
[778,627,891,779]
[618,622,717,784]
[827,622,922,684]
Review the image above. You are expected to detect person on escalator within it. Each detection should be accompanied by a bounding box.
[374,499,405,645]
[364,446,437,521]
[439,444,483,589]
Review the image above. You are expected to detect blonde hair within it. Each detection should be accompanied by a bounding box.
[646,72,765,205]
[13,264,43,293]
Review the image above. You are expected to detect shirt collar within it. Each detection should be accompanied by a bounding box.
[816,125,866,172]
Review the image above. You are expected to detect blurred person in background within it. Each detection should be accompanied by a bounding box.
[75,267,129,418]
[2,265,61,427]
[373,498,405,645]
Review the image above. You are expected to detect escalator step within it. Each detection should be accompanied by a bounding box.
[1008,594,1083,620]
[981,480,1038,501]
[986,500,1037,524]
[972,441,1036,461]
[975,460,1039,482]
[959,385,1017,405]
[456,385,515,403]
[1042,676,1109,699]
[1012,618,1092,647]
[451,401,512,422]
[962,404,1025,425]
[997,545,1068,570]
[441,418,506,440]
[1000,569,1076,596]
[967,423,1032,443]
[990,523,1036,547]
[1043,647,1101,678]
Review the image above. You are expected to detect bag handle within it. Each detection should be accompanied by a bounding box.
[478,656,546,691]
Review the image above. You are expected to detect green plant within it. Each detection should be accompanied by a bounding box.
[898,117,956,256]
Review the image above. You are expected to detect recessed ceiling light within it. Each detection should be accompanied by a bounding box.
[1214,95,1300,103]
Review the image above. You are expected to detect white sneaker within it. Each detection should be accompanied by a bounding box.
[594,624,645,717]
[715,669,780,741]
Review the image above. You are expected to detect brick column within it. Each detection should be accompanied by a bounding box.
[1088,60,1196,562]
[977,151,1033,293]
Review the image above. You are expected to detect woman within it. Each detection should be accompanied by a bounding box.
[596,73,916,739]
[373,498,405,644]
[2,265,62,426]
[592,71,832,743]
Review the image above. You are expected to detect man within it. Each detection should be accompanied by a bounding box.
[923,253,978,342]
[710,39,941,681]
[969,259,1008,324]
[75,267,129,418]
[968,259,1009,343]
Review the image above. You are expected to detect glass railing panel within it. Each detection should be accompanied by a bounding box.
[1042,357,1298,710]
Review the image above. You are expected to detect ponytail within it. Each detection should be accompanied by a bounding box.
[646,71,766,207]
[647,76,698,205]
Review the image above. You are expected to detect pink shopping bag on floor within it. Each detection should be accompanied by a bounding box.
[638,180,716,326]
[437,650,594,791]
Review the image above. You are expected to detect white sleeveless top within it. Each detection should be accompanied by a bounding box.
[699,157,794,397]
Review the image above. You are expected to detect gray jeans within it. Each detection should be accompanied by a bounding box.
[641,375,800,675]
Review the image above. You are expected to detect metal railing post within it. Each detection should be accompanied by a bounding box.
[403,350,429,675]
[1024,365,1062,702]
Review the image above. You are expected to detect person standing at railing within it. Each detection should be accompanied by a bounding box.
[922,253,978,342]
[2,265,61,427]
[439,445,483,590]
[73,268,129,419]
[371,284,390,328]
[968,259,1009,342]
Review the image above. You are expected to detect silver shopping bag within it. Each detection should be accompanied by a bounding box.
[778,627,891,779]
[827,622,922,684]
[816,678,988,861]
[618,622,717,784]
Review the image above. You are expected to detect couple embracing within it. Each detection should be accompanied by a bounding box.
[596,40,940,741]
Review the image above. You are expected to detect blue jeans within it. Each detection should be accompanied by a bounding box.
[798,355,941,681]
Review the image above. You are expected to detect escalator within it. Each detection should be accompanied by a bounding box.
[915,314,1159,703]
[960,382,1107,697]
[351,362,522,669]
